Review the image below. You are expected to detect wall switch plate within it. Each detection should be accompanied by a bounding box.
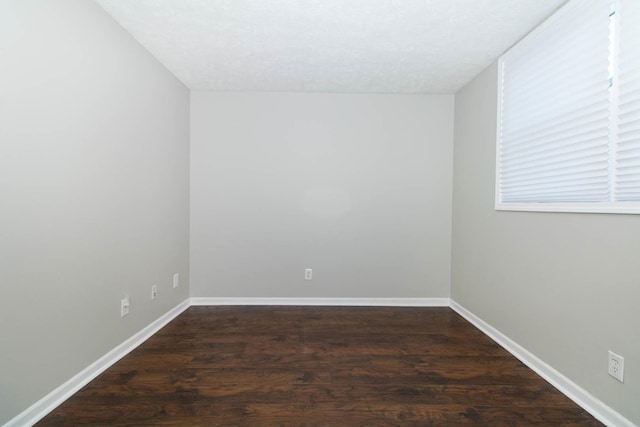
[173,273,179,288]
[120,297,130,317]
[608,350,624,382]
[304,269,312,280]
[151,285,158,300]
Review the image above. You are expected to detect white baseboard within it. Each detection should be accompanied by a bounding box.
[449,300,635,427]
[5,298,191,427]
[189,297,450,307]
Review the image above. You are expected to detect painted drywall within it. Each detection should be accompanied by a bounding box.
[0,0,190,423]
[94,0,568,94]
[451,63,640,424]
[191,92,454,298]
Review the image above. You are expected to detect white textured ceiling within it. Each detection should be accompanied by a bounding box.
[95,0,568,94]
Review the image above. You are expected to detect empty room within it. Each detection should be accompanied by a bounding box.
[1,0,638,425]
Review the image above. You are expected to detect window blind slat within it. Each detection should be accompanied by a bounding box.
[502,91,609,143]
[504,59,608,114]
[505,55,608,103]
[502,123,608,157]
[618,141,640,152]
[505,57,608,110]
[501,176,607,191]
[503,187,610,200]
[617,148,640,161]
[502,172,609,191]
[502,149,609,177]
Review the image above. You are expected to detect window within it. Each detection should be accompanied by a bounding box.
[496,0,640,214]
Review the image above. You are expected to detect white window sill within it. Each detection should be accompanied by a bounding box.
[495,202,640,215]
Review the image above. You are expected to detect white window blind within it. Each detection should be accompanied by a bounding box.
[496,0,640,213]
[615,0,640,202]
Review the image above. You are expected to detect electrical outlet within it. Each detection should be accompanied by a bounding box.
[120,297,130,317]
[304,269,312,280]
[608,350,624,382]
[151,285,158,300]
[173,273,179,288]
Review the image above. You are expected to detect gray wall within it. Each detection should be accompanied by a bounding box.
[452,63,640,424]
[191,92,454,298]
[0,0,190,423]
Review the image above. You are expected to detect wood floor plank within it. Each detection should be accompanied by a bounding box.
[37,306,603,426]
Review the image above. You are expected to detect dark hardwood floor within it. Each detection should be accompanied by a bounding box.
[37,306,603,426]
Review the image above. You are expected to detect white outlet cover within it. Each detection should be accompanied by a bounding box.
[304,269,312,280]
[608,350,624,382]
[151,285,158,299]
[173,273,179,288]
[120,297,130,317]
